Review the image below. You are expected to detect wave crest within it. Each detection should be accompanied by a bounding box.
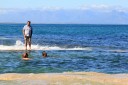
[0,40,92,51]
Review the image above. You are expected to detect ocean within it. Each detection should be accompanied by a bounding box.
[0,24,128,74]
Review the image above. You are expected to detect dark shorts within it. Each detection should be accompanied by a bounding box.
[25,36,31,44]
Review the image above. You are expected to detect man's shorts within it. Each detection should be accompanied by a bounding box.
[25,36,31,44]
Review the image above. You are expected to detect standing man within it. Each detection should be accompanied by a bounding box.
[22,21,33,50]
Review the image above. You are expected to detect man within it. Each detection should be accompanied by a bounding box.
[42,51,47,57]
[22,21,33,50]
[22,52,30,60]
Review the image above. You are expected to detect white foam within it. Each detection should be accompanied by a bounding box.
[0,40,92,51]
[108,49,128,53]
[0,37,11,40]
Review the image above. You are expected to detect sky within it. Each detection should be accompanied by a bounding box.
[0,0,128,24]
[0,0,128,9]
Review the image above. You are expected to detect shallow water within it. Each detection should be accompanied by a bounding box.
[0,24,128,73]
[0,50,127,74]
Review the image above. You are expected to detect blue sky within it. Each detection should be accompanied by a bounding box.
[0,0,128,9]
[0,0,128,24]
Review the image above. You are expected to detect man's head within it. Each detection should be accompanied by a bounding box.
[42,51,47,57]
[27,21,31,26]
[22,52,28,58]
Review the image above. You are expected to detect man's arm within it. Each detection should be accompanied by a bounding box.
[22,28,25,39]
[30,27,33,38]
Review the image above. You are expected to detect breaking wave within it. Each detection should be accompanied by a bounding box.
[0,40,92,51]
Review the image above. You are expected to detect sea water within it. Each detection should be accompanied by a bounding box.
[0,24,128,73]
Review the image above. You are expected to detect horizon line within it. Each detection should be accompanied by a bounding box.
[0,22,128,25]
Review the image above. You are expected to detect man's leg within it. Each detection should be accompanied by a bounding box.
[28,37,31,50]
[24,37,27,50]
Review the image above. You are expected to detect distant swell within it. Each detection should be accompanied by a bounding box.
[0,40,92,51]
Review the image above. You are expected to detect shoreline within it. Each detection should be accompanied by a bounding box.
[0,72,128,85]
